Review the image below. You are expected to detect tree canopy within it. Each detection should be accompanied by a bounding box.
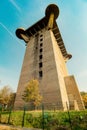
[0,86,11,105]
[80,91,87,108]
[0,86,15,109]
[22,79,42,108]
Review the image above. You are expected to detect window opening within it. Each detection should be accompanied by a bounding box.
[40,38,43,41]
[40,48,43,52]
[39,62,43,68]
[39,71,43,77]
[40,34,43,37]
[39,55,43,59]
[40,43,43,47]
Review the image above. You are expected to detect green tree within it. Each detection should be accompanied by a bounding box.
[0,86,13,109]
[8,92,16,108]
[22,79,42,109]
[80,92,87,108]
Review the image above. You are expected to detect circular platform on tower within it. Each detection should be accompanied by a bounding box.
[45,4,59,19]
[16,28,25,39]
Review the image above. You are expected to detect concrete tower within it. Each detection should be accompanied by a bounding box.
[14,4,85,110]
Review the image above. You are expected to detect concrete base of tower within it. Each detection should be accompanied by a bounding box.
[64,75,85,110]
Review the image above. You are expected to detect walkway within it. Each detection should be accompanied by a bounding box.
[0,124,42,130]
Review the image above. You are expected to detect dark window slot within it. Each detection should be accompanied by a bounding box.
[39,62,43,68]
[39,71,43,77]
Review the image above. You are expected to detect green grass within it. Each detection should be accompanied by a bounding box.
[0,110,87,130]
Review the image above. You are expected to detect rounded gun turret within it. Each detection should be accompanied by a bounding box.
[45,4,59,29]
[16,28,29,42]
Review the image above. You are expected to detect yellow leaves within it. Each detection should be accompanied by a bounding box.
[22,79,42,107]
[81,92,87,108]
[0,86,12,105]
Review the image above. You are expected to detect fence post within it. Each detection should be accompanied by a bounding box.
[0,105,2,123]
[8,107,12,124]
[22,106,26,127]
[66,102,73,130]
[42,104,45,130]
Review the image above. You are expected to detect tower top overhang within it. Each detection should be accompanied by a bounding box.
[16,4,72,60]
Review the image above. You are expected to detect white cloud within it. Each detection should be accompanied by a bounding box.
[9,0,21,13]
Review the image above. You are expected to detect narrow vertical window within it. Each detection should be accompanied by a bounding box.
[40,38,43,41]
[39,71,43,77]
[40,43,43,47]
[39,62,43,68]
[39,55,43,59]
[40,48,43,52]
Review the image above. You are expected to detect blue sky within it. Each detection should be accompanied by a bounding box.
[0,0,87,92]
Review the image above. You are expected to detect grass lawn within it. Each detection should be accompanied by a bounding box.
[0,110,87,130]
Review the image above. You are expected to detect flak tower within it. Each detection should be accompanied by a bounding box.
[14,4,85,110]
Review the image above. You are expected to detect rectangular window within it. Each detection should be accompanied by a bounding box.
[39,62,43,68]
[39,71,43,77]
[40,48,43,52]
[40,43,43,47]
[39,55,43,59]
[40,38,43,41]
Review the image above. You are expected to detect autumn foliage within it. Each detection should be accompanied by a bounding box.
[22,79,42,108]
[81,92,87,108]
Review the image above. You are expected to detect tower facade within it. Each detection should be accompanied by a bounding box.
[14,4,84,110]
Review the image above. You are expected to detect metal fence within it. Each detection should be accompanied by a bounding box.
[0,103,87,130]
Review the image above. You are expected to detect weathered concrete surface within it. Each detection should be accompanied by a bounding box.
[64,75,85,110]
[14,29,69,110]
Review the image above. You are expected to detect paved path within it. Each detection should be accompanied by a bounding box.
[0,124,42,130]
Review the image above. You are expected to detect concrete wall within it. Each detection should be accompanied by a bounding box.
[64,75,85,110]
[14,28,84,110]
